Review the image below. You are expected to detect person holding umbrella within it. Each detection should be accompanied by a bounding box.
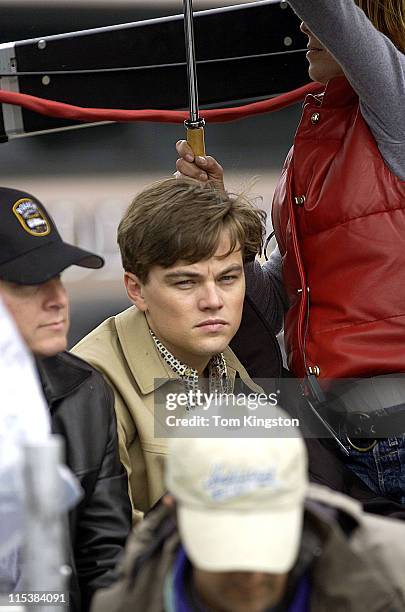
[176,0,405,505]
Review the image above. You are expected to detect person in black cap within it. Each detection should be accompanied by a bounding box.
[0,187,103,285]
[0,187,132,612]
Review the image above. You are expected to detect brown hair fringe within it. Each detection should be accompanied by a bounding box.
[118,177,267,282]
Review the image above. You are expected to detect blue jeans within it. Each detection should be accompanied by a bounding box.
[342,436,405,504]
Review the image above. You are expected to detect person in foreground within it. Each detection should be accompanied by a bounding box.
[0,187,132,611]
[91,426,405,612]
[176,0,405,505]
[73,177,268,521]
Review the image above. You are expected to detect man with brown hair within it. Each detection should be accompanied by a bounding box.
[73,177,267,522]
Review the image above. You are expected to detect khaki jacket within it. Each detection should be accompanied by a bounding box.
[73,307,262,522]
[91,484,405,612]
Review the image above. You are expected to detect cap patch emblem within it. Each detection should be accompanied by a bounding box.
[12,198,50,237]
[204,465,276,501]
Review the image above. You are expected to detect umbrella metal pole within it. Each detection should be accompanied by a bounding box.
[183,0,205,156]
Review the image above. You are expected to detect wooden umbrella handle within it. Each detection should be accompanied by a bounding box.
[186,125,206,156]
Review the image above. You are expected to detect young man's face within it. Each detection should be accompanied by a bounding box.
[125,231,245,373]
[193,568,289,612]
[0,276,70,358]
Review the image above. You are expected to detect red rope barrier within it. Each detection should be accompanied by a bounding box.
[0,82,322,124]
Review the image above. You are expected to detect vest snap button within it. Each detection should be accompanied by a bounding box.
[294,195,306,206]
[311,112,320,124]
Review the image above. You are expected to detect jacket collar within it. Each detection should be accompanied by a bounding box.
[306,75,357,109]
[36,352,92,408]
[114,307,245,396]
[307,491,399,611]
[323,75,357,106]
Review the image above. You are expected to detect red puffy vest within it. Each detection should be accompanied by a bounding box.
[272,76,405,379]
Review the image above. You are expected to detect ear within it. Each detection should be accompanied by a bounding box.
[124,272,148,311]
[162,494,176,510]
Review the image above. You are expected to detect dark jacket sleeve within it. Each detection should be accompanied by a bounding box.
[244,250,289,336]
[72,381,132,611]
[40,352,132,612]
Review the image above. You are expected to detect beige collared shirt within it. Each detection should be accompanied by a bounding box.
[73,306,262,522]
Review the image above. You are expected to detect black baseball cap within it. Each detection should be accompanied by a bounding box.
[0,187,104,285]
